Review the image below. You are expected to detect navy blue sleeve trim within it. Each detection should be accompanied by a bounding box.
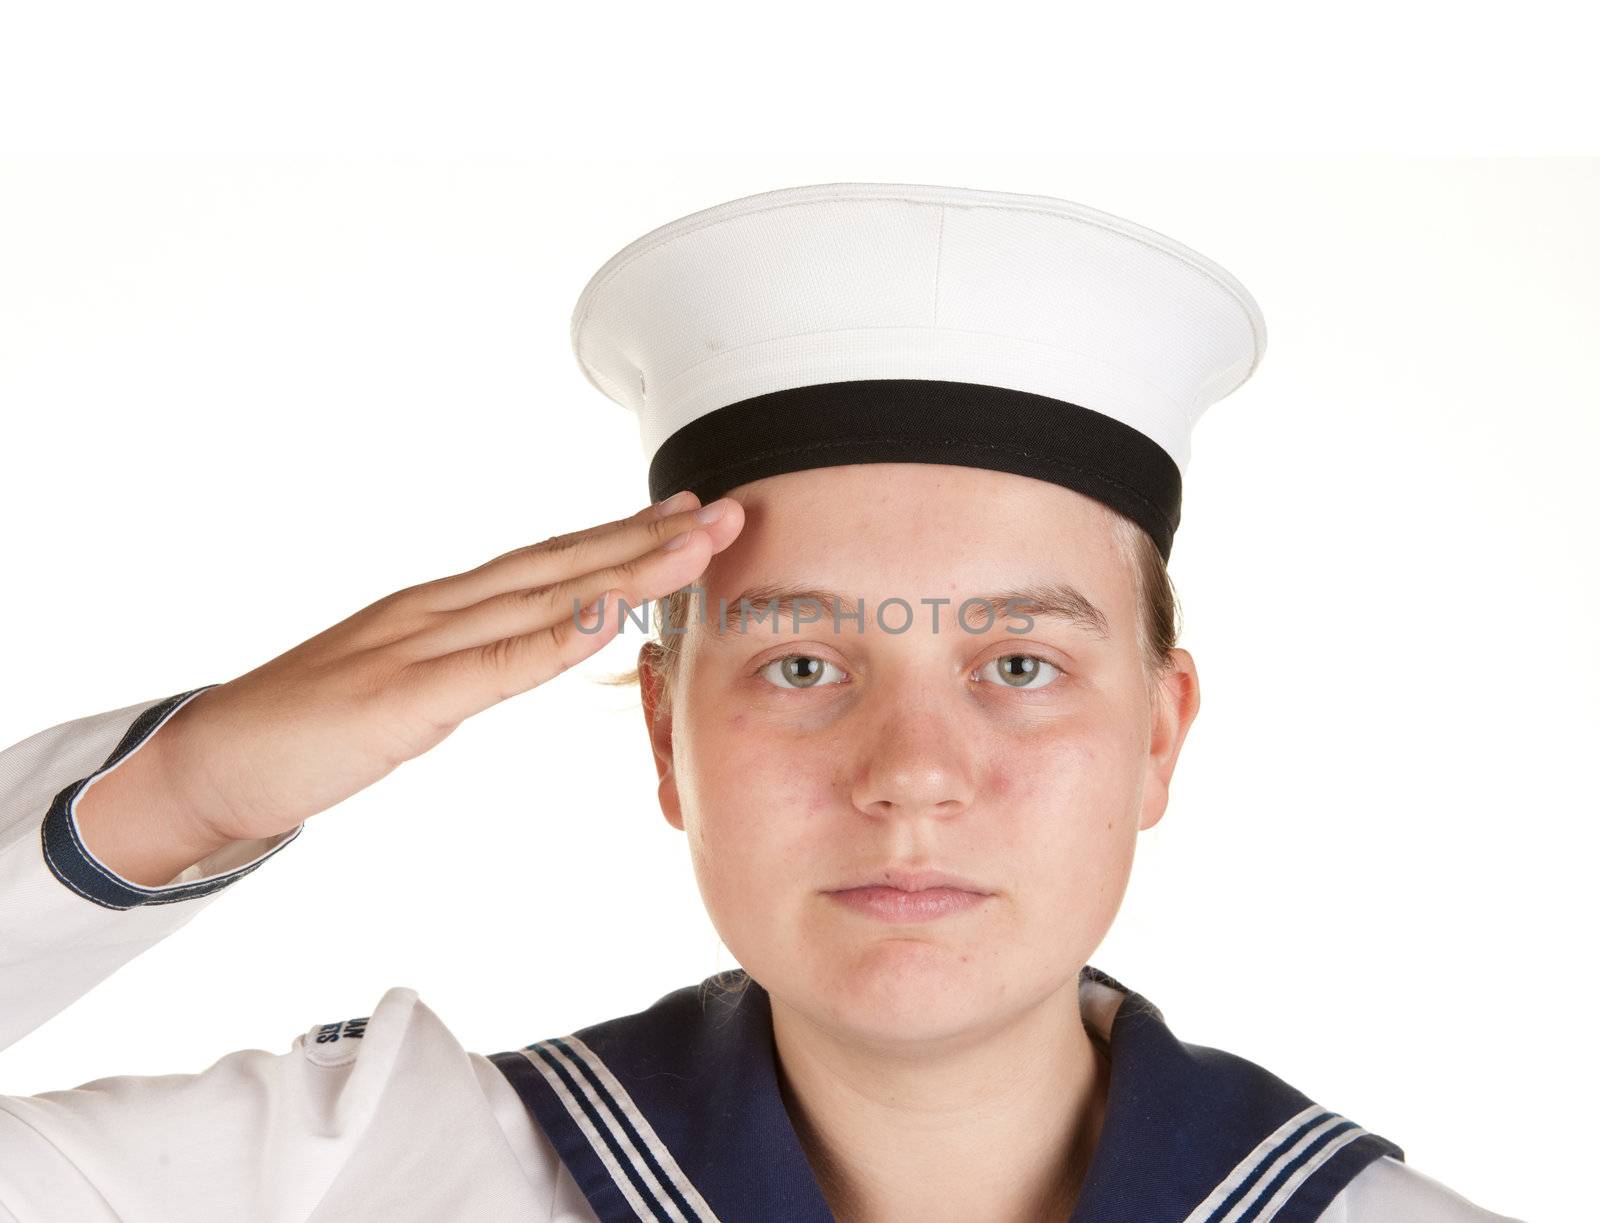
[1273,1132,1407,1223]
[38,684,303,911]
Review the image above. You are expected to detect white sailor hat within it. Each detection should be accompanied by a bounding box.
[571,181,1267,561]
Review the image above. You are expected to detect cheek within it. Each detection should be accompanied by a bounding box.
[1024,717,1141,815]
[681,712,828,899]
[984,758,1020,801]
[1004,734,1140,943]
[994,732,1139,878]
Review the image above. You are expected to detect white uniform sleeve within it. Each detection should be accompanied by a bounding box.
[0,986,566,1221]
[0,689,570,1220]
[0,685,302,1053]
[1316,1154,1527,1221]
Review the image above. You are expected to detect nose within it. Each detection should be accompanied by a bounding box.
[849,693,978,822]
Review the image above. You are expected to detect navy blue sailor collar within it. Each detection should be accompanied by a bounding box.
[488,964,1404,1222]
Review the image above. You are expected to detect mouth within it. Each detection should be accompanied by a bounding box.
[822,866,996,923]
[824,884,993,923]
[826,867,994,895]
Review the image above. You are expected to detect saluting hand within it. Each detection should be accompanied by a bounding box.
[75,491,743,881]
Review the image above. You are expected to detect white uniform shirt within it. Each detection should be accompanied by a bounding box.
[0,690,1525,1221]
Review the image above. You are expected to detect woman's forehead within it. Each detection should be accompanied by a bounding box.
[729,462,1118,541]
[721,463,1126,569]
[697,463,1136,634]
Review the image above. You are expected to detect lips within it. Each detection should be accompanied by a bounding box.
[825,882,993,923]
[827,867,993,895]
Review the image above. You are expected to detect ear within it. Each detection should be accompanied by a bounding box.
[1138,647,1200,833]
[638,641,685,831]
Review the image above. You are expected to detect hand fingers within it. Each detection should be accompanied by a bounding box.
[414,583,635,726]
[408,523,725,725]
[486,489,701,567]
[428,492,729,612]
[403,506,739,663]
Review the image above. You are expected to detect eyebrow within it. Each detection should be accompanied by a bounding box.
[703,580,1111,640]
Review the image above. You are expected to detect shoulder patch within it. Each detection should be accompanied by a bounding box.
[303,1015,370,1067]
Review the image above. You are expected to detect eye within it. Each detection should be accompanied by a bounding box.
[976,653,1062,689]
[758,654,847,690]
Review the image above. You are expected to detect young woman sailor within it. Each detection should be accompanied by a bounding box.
[0,182,1524,1221]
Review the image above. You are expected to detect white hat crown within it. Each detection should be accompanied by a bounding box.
[571,182,1267,560]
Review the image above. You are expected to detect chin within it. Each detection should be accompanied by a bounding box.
[790,934,1004,1043]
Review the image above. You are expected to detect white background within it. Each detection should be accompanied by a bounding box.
[1,10,1594,1221]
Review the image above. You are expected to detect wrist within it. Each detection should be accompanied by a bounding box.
[73,724,234,888]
